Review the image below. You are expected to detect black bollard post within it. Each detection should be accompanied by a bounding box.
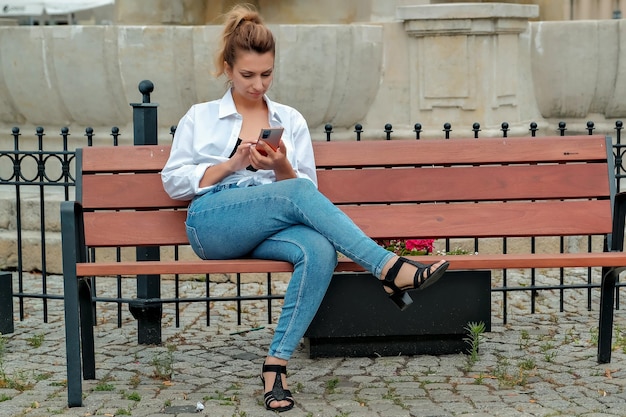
[0,272,14,334]
[129,80,162,345]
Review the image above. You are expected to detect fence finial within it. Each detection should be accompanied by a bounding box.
[384,123,392,140]
[472,122,481,139]
[324,124,333,141]
[413,123,422,140]
[138,80,154,104]
[354,124,363,141]
[501,122,509,138]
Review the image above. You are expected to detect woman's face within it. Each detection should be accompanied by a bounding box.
[226,50,274,103]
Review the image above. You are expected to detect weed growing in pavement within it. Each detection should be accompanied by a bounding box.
[0,334,38,392]
[203,390,237,406]
[26,333,44,348]
[564,326,578,344]
[129,373,141,389]
[590,327,599,346]
[151,344,177,380]
[126,391,141,401]
[518,329,530,349]
[295,381,304,393]
[493,355,532,388]
[474,373,485,385]
[0,368,34,391]
[325,377,340,394]
[544,350,557,363]
[612,325,626,353]
[94,382,115,391]
[382,387,402,405]
[539,341,558,362]
[463,321,486,371]
[519,357,536,371]
[419,379,433,389]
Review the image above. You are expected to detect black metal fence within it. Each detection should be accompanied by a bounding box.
[1,82,625,341]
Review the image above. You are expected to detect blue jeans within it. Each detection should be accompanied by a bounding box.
[185,178,395,360]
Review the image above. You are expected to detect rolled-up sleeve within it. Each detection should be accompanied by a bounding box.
[162,108,218,200]
[290,111,317,187]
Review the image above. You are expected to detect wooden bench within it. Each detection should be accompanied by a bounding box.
[61,134,626,407]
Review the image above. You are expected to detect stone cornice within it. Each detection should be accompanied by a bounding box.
[397,3,539,36]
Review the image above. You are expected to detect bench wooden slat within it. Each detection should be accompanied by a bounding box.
[82,200,611,247]
[318,163,610,204]
[81,145,171,172]
[339,200,612,238]
[82,174,187,209]
[79,136,609,173]
[83,210,189,247]
[312,136,609,167]
[74,252,626,277]
[82,162,610,209]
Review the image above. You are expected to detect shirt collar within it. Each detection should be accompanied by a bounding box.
[218,88,283,125]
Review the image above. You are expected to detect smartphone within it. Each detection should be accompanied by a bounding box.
[257,127,284,155]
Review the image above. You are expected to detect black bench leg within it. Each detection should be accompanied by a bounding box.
[63,272,83,407]
[79,278,96,380]
[598,268,618,364]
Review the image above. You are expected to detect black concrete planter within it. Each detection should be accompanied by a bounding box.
[304,270,491,358]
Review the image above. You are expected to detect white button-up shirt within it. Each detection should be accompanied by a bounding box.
[162,89,318,201]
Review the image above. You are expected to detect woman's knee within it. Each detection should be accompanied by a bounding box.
[277,177,317,195]
[302,232,338,269]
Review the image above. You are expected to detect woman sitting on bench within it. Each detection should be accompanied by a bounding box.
[161,4,448,413]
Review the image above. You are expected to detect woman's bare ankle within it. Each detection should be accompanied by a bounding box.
[264,356,287,366]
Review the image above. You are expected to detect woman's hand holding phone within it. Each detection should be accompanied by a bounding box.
[248,127,296,179]
[255,128,283,156]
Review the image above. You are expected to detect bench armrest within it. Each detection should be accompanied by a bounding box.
[610,191,626,251]
[61,201,87,268]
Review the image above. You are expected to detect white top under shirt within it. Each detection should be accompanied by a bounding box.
[161,89,318,201]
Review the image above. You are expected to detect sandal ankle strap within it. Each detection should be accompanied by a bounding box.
[262,363,287,374]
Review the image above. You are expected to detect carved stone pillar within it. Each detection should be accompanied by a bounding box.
[396,3,540,131]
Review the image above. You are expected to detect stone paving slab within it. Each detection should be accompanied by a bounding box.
[1,272,626,416]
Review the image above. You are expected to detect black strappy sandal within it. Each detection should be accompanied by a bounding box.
[260,363,295,412]
[382,258,449,310]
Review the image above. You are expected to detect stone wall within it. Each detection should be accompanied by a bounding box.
[2,2,624,145]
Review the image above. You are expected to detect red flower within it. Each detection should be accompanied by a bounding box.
[405,239,434,253]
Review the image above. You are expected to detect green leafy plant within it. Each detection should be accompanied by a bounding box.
[464,321,486,371]
[325,377,340,394]
[151,345,176,380]
[26,333,44,348]
[94,382,115,392]
[126,391,141,401]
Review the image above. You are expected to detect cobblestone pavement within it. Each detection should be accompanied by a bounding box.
[2,271,626,417]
